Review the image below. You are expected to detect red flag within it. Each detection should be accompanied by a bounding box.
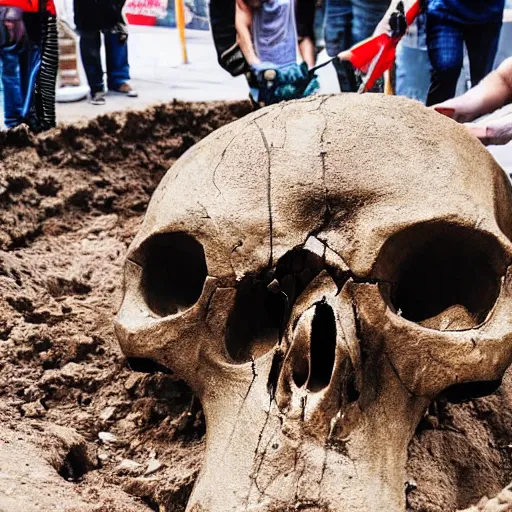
[345,0,421,92]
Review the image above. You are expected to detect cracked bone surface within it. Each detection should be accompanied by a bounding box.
[115,94,512,511]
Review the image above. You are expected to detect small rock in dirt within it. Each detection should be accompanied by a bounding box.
[144,458,164,476]
[98,431,118,444]
[99,406,116,422]
[115,459,143,476]
[59,362,83,382]
[98,450,110,463]
[43,424,98,480]
[130,438,143,451]
[124,373,143,392]
[71,334,98,362]
[21,399,46,418]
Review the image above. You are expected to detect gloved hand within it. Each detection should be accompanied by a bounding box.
[250,62,278,83]
[389,1,407,38]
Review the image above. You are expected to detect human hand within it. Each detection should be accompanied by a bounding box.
[433,101,479,123]
[336,50,352,62]
[465,114,512,146]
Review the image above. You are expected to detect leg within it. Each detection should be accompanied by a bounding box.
[0,57,3,128]
[426,14,464,106]
[395,14,432,103]
[0,47,23,128]
[464,21,502,88]
[324,0,353,91]
[18,42,41,120]
[350,0,390,92]
[104,31,130,91]
[79,30,104,95]
[297,0,316,66]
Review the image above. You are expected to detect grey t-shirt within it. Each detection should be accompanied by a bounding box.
[253,0,297,67]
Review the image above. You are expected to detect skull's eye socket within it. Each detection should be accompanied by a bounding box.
[136,232,207,317]
[376,223,506,330]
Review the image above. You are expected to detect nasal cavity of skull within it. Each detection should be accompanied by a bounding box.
[379,224,504,330]
[138,232,207,317]
[292,301,337,393]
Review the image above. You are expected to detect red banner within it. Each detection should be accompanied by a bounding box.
[124,0,168,18]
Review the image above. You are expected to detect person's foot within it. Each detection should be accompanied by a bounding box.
[90,91,106,105]
[111,82,138,97]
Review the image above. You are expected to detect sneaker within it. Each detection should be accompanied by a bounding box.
[90,91,106,105]
[111,82,138,97]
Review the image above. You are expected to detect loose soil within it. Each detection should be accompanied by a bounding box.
[0,100,510,512]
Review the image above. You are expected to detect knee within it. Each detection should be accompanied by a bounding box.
[429,52,462,82]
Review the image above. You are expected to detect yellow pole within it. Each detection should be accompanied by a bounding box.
[175,0,188,64]
[384,68,395,95]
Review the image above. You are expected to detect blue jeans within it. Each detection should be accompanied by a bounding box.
[395,14,431,103]
[0,43,41,128]
[79,31,130,95]
[0,57,3,128]
[426,15,502,106]
[324,0,389,91]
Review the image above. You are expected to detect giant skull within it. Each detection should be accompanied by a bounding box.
[115,94,512,511]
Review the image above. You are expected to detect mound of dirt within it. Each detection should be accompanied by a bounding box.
[0,100,510,512]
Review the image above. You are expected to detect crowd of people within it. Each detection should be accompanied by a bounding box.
[0,0,511,145]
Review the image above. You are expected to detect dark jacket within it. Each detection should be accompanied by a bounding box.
[74,0,125,32]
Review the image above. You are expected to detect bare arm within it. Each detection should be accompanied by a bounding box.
[235,0,261,66]
[299,37,316,67]
[296,0,316,67]
[435,58,512,122]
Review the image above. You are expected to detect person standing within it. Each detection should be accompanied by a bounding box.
[209,0,318,84]
[74,0,137,105]
[235,0,319,106]
[424,0,505,105]
[379,0,505,105]
[324,0,391,92]
[0,6,26,128]
[0,0,58,131]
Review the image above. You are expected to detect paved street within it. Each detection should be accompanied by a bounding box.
[56,25,338,124]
